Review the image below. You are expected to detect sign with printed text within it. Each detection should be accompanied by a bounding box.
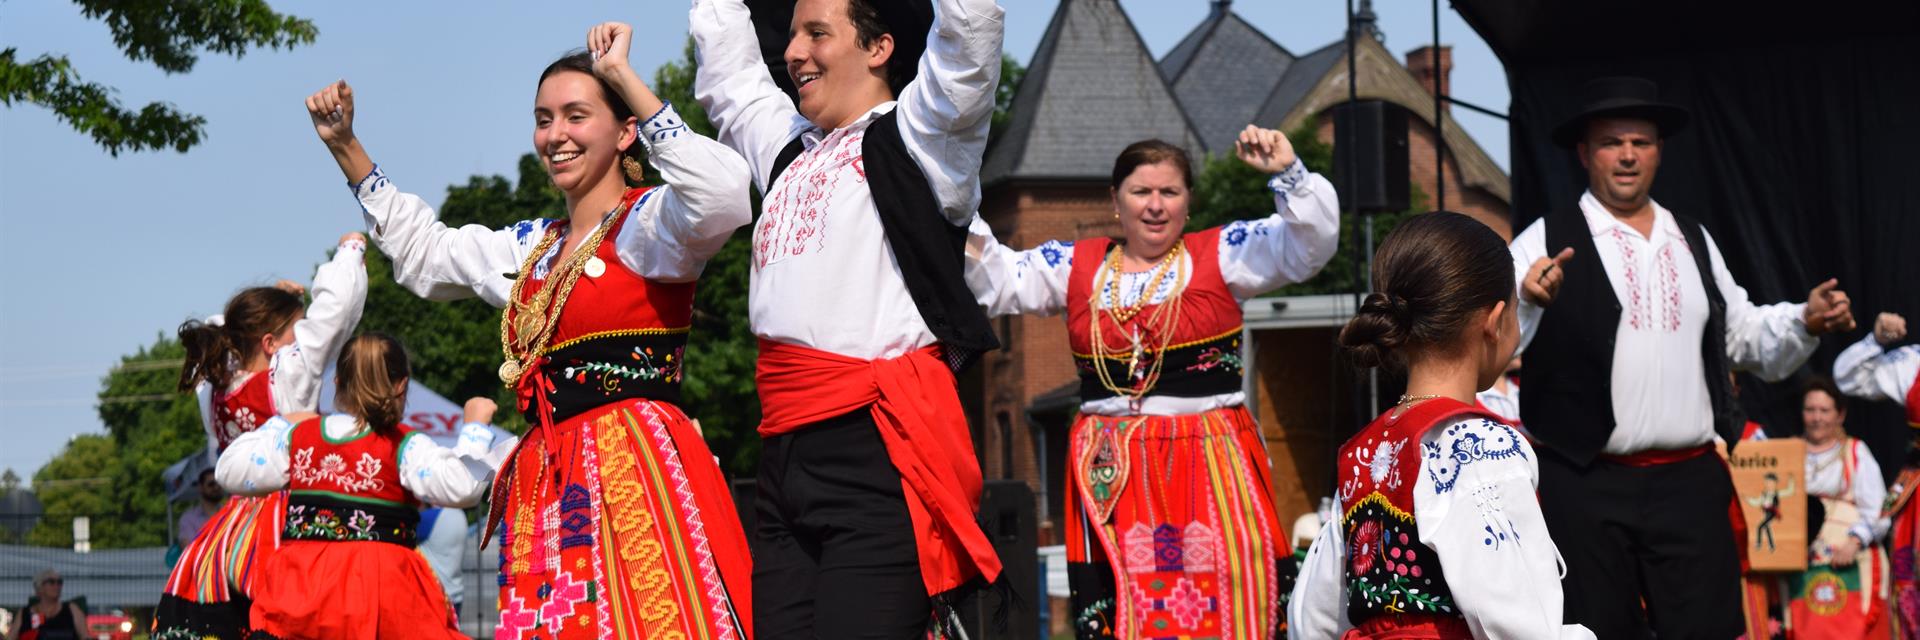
[1724,437,1808,572]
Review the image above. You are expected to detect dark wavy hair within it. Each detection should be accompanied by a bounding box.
[177,287,304,392]
[537,50,647,186]
[1340,212,1514,370]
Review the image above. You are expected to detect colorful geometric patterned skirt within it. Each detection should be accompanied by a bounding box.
[153,490,287,639]
[1063,405,1286,639]
[492,398,752,639]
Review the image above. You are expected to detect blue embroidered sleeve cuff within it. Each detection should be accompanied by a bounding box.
[350,164,390,200]
[638,102,691,152]
[1267,159,1309,194]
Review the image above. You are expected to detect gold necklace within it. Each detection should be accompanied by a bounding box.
[1397,394,1443,406]
[497,201,624,385]
[1102,244,1184,325]
[1087,242,1189,406]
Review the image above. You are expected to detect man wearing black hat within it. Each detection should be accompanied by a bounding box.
[691,0,1005,636]
[1510,76,1856,637]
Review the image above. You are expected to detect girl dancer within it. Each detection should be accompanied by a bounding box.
[1289,212,1590,639]
[305,21,754,637]
[155,234,366,639]
[216,333,510,639]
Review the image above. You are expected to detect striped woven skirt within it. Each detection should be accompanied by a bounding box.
[153,490,287,639]
[491,398,752,639]
[1063,404,1286,639]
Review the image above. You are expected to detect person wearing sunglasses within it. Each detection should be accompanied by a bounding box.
[7,571,85,640]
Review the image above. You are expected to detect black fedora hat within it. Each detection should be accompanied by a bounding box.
[746,0,935,103]
[1550,77,1690,148]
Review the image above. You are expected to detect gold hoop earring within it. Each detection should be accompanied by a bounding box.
[622,156,645,183]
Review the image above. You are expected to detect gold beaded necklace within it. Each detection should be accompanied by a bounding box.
[497,202,624,386]
[1087,242,1189,406]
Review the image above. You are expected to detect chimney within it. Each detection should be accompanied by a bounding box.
[1405,45,1453,111]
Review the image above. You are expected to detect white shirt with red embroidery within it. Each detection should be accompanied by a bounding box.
[194,238,367,455]
[216,414,517,508]
[1835,334,1920,407]
[691,0,1005,360]
[351,103,751,307]
[1510,192,1816,455]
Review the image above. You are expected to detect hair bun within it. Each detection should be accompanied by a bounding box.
[1340,291,1412,369]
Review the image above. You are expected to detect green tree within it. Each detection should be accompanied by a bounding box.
[1,0,316,155]
[1190,119,1422,295]
[29,434,127,547]
[76,339,205,547]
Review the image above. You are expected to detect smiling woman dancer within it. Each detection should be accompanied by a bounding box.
[304,22,755,638]
[154,236,366,640]
[965,128,1338,639]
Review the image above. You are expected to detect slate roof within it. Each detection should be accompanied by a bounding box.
[981,0,1204,186]
[1162,6,1298,153]
[1250,41,1346,127]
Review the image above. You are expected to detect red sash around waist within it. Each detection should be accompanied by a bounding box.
[1595,443,1714,467]
[755,339,1003,595]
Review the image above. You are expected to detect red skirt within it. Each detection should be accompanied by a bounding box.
[249,539,463,639]
[1064,405,1285,639]
[492,398,752,639]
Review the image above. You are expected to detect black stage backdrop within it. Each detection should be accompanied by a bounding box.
[1456,0,1920,479]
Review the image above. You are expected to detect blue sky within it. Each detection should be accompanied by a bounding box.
[0,0,1507,477]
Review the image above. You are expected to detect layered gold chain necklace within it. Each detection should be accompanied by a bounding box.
[497,202,623,386]
[1087,242,1189,406]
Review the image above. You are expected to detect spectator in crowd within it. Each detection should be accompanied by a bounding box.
[176,468,227,545]
[6,570,86,640]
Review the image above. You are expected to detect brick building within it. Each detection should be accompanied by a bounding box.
[967,0,1514,544]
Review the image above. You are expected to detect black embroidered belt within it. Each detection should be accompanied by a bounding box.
[284,493,419,546]
[1074,328,1245,403]
[525,329,688,424]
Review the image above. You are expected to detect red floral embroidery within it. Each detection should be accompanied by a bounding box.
[1350,519,1383,575]
[1657,243,1684,332]
[1614,228,1649,330]
[753,128,868,270]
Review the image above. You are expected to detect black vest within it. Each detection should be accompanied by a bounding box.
[767,110,999,372]
[1518,207,1739,465]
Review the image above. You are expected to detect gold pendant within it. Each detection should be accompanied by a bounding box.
[498,359,523,384]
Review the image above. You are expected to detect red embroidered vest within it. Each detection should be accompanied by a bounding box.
[1064,227,1244,404]
[1336,398,1503,627]
[283,416,419,545]
[508,187,696,424]
[210,371,275,452]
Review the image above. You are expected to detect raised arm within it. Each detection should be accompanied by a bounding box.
[1416,418,1593,639]
[963,217,1072,317]
[1216,126,1340,300]
[273,234,368,414]
[592,22,754,282]
[1834,314,1916,404]
[896,0,1005,222]
[398,424,517,508]
[691,0,813,190]
[306,80,540,306]
[1703,231,1822,381]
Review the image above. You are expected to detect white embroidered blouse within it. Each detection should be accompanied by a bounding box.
[691,0,1005,360]
[352,103,751,307]
[1835,334,1920,407]
[216,414,516,508]
[1289,417,1594,640]
[1510,193,1816,455]
[963,160,1339,416]
[194,238,368,454]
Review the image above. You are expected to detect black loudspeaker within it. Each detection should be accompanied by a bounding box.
[1332,100,1412,213]
[959,480,1039,640]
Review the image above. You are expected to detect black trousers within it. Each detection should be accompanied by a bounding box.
[754,408,930,639]
[1538,447,1745,639]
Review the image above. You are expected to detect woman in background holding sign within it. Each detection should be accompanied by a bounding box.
[1787,377,1890,637]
